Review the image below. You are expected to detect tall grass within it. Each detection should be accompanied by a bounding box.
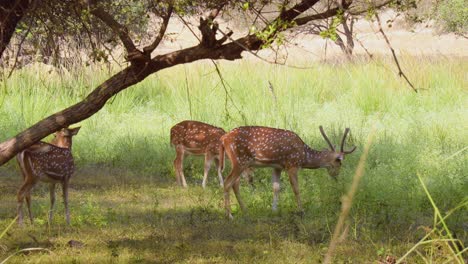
[0,56,466,261]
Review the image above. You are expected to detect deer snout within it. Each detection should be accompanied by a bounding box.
[327,166,341,179]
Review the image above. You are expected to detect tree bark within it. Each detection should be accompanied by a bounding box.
[0,0,31,60]
[0,35,264,165]
[0,0,348,165]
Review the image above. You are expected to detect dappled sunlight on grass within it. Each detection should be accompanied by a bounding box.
[0,57,466,262]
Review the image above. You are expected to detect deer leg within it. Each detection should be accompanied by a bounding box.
[62,181,70,225]
[180,153,188,187]
[232,175,245,212]
[174,146,187,187]
[287,167,303,213]
[17,181,36,225]
[49,183,56,223]
[214,158,224,187]
[242,168,254,186]
[25,192,33,224]
[223,165,242,219]
[17,184,27,225]
[272,168,282,212]
[202,153,213,189]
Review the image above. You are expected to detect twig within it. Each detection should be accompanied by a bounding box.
[355,36,373,59]
[183,64,192,119]
[268,80,279,109]
[210,60,247,123]
[6,21,31,78]
[216,28,315,69]
[176,14,201,42]
[375,13,417,93]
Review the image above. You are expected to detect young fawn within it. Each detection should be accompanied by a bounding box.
[220,125,356,218]
[16,127,80,225]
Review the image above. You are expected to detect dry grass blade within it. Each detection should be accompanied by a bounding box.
[0,216,17,240]
[442,146,468,163]
[402,173,464,264]
[396,199,468,263]
[375,13,417,93]
[323,122,379,264]
[0,248,54,264]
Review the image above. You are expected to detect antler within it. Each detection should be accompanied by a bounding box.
[341,128,356,154]
[319,126,335,151]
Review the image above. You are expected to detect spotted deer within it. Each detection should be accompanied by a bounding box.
[16,127,80,225]
[170,120,227,188]
[220,125,356,218]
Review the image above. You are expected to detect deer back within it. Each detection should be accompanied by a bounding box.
[170,120,225,155]
[221,126,308,168]
[21,142,75,182]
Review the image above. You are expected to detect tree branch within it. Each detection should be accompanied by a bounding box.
[375,13,417,93]
[295,1,352,26]
[295,0,392,26]
[207,1,228,20]
[87,1,144,62]
[0,0,323,165]
[198,2,232,48]
[143,3,173,55]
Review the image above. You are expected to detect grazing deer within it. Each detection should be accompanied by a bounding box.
[170,120,227,188]
[16,127,80,225]
[220,125,356,218]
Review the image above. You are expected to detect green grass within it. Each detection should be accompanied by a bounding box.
[0,56,467,262]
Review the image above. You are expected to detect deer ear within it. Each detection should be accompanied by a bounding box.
[70,127,81,135]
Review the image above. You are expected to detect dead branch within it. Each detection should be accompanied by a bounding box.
[375,13,417,93]
[355,37,373,58]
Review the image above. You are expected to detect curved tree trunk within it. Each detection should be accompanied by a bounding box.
[0,36,263,165]
[0,0,355,166]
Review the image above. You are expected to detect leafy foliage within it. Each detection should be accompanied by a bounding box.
[436,0,468,35]
[319,11,344,41]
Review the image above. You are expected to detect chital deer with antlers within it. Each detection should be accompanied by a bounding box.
[16,127,80,225]
[220,125,356,218]
[170,120,228,188]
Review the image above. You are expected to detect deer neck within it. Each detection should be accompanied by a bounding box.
[301,145,327,169]
[50,138,72,149]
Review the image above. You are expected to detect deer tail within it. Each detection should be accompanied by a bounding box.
[16,152,28,180]
[219,142,225,172]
